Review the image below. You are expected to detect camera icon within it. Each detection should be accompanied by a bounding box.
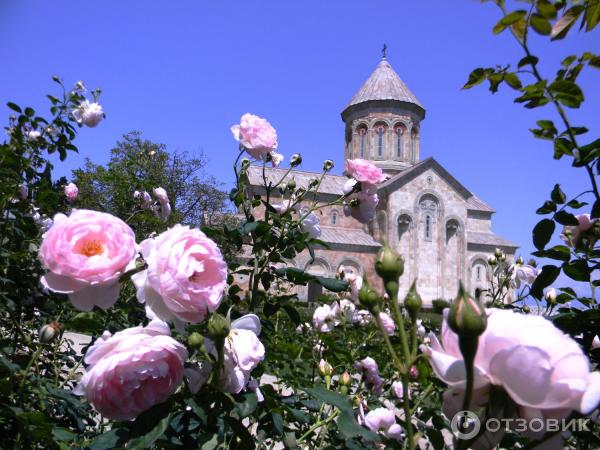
[451,410,481,440]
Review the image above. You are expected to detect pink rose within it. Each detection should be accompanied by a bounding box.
[205,314,265,393]
[132,225,227,328]
[378,312,396,336]
[364,407,395,432]
[423,308,600,418]
[152,187,171,220]
[561,214,594,247]
[312,304,338,333]
[343,180,379,223]
[341,270,363,303]
[344,159,386,186]
[75,318,187,420]
[363,407,402,440]
[231,113,278,160]
[72,100,104,127]
[355,357,383,394]
[509,262,539,289]
[39,209,137,311]
[270,151,284,167]
[64,182,78,201]
[352,309,372,326]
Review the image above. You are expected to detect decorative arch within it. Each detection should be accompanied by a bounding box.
[355,124,368,159]
[409,126,420,162]
[336,257,363,277]
[393,122,408,160]
[330,209,340,226]
[396,212,413,241]
[373,121,388,159]
[468,254,490,298]
[304,257,331,274]
[443,216,466,299]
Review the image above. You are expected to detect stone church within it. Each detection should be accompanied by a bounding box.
[247,55,517,306]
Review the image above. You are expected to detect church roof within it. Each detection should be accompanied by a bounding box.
[345,58,424,110]
[246,166,347,197]
[467,232,518,249]
[319,227,381,248]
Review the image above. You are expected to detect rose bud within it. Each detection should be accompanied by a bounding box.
[358,279,380,312]
[39,321,61,343]
[287,178,297,191]
[404,280,422,322]
[323,159,334,172]
[448,283,487,339]
[188,332,204,350]
[523,305,531,314]
[375,244,404,283]
[290,153,302,167]
[207,313,230,340]
[318,359,333,377]
[340,371,351,387]
[487,255,497,266]
[545,287,557,304]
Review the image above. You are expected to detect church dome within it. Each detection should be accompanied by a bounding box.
[342,57,425,121]
[342,53,425,174]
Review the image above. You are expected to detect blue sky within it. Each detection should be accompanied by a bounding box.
[1,1,598,292]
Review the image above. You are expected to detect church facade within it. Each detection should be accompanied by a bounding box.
[247,56,517,306]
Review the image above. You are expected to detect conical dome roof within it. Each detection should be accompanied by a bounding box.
[342,57,425,121]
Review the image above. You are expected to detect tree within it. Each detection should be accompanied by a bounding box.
[73,131,233,242]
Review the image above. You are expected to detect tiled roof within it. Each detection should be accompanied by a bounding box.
[246,166,347,196]
[346,58,424,109]
[467,232,518,248]
[319,226,381,248]
[466,195,495,213]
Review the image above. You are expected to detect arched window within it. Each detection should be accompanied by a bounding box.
[398,215,412,239]
[419,194,438,243]
[376,126,385,157]
[410,128,418,162]
[331,211,338,225]
[425,214,432,240]
[396,127,404,158]
[476,266,481,281]
[359,128,367,158]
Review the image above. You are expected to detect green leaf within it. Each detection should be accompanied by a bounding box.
[274,267,349,292]
[504,73,522,89]
[532,245,571,262]
[463,69,488,90]
[128,415,170,450]
[549,80,584,108]
[493,10,527,34]
[88,428,129,450]
[283,304,301,325]
[584,0,600,31]
[66,312,104,334]
[532,218,555,250]
[530,13,552,35]
[518,55,539,68]
[0,354,20,375]
[554,210,579,226]
[550,184,566,204]
[338,410,381,441]
[235,392,258,418]
[551,5,585,40]
[7,102,22,113]
[536,0,557,19]
[563,259,591,282]
[305,385,353,412]
[530,265,561,299]
[553,137,574,159]
[592,199,600,219]
[536,200,557,214]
